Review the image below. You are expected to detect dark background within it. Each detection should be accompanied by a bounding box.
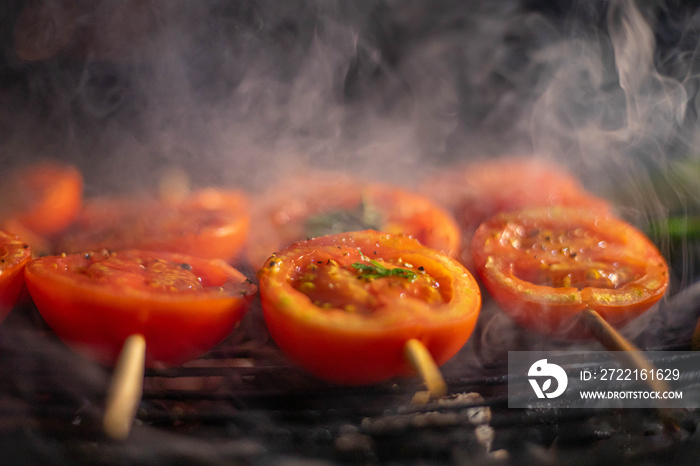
[3,3,700,463]
[0,1,698,196]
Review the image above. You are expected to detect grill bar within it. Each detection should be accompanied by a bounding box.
[3,307,700,464]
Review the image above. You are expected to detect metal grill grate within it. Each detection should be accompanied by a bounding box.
[2,303,700,465]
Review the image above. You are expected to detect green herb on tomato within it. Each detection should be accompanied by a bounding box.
[351,260,417,282]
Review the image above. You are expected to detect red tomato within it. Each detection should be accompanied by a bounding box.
[471,207,668,339]
[246,172,461,269]
[421,157,610,270]
[55,188,250,262]
[24,249,257,366]
[257,230,481,385]
[0,161,83,237]
[0,231,32,322]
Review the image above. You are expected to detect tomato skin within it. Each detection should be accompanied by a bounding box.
[421,157,610,270]
[257,230,481,385]
[24,249,257,367]
[364,185,460,258]
[246,173,461,269]
[1,161,83,237]
[55,188,250,262]
[471,207,668,339]
[0,231,32,322]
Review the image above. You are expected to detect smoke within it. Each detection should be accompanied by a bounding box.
[527,1,687,172]
[1,1,697,187]
[2,0,700,348]
[0,1,530,192]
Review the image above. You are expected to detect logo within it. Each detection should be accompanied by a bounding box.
[528,359,568,398]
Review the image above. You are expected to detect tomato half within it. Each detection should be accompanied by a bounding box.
[246,172,461,269]
[0,231,32,322]
[25,249,257,367]
[421,157,610,270]
[0,161,83,237]
[257,230,481,385]
[55,188,250,262]
[471,207,668,339]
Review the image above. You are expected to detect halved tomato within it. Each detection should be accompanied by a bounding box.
[471,207,668,338]
[246,172,461,269]
[0,160,83,237]
[0,231,32,322]
[54,188,250,262]
[421,156,610,270]
[257,230,481,385]
[24,249,257,366]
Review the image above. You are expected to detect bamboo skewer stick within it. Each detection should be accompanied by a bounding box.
[580,308,671,394]
[100,168,185,439]
[580,309,680,429]
[404,338,448,402]
[103,334,147,440]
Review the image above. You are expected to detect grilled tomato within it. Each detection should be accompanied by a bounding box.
[421,156,610,270]
[55,188,250,262]
[257,230,481,385]
[246,172,461,269]
[0,160,83,237]
[25,249,257,366]
[471,206,668,338]
[0,231,32,322]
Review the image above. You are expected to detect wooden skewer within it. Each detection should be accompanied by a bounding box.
[404,338,448,402]
[103,334,146,441]
[580,308,671,395]
[581,309,680,429]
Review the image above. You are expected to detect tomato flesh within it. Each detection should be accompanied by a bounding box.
[293,258,446,316]
[421,157,610,270]
[471,207,668,338]
[247,173,461,268]
[25,249,257,366]
[0,231,32,322]
[55,188,250,262]
[0,161,83,238]
[257,230,481,385]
